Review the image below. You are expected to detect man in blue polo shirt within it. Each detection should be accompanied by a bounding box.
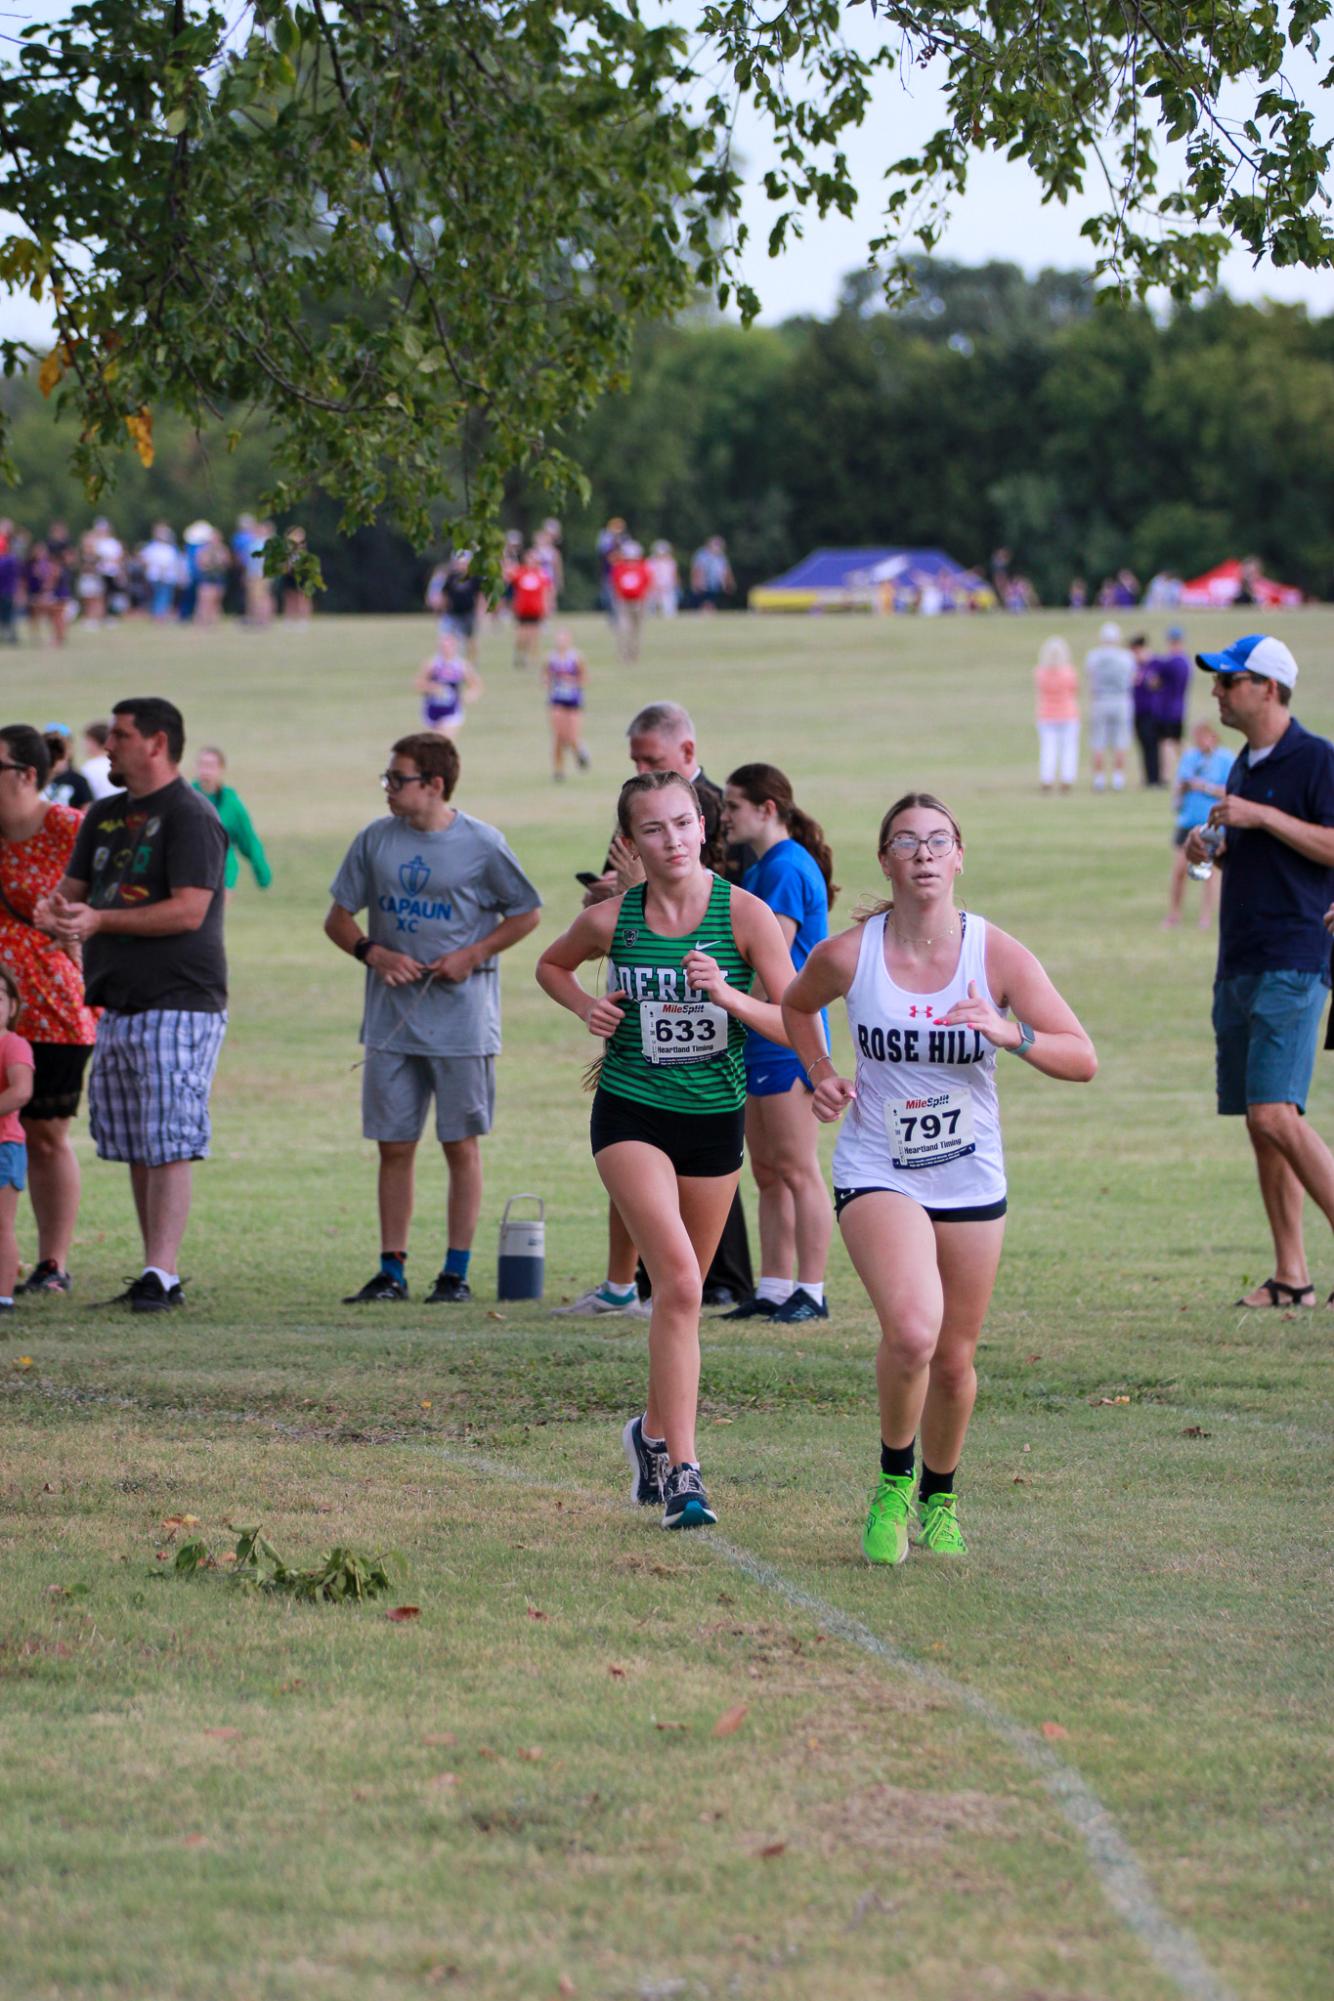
[1186,634,1334,1308]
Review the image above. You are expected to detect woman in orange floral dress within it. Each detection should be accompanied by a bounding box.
[0,724,99,1291]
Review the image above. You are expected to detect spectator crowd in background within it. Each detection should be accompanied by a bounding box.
[0,514,314,645]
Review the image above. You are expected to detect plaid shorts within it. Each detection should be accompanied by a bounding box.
[88,1009,228,1166]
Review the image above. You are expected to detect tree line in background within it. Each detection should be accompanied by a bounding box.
[2,261,1331,613]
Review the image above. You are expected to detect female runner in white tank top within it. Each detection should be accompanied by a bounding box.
[782,792,1096,1565]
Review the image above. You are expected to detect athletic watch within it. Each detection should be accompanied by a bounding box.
[1010,1020,1036,1058]
[353,937,373,963]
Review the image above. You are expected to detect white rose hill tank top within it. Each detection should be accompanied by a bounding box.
[831,911,1007,1209]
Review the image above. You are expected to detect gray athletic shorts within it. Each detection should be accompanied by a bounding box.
[361,1050,496,1144]
[1088,698,1132,753]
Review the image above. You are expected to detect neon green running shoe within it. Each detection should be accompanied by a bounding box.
[917,1492,967,1555]
[861,1471,915,1566]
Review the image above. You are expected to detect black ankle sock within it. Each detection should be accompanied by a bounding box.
[880,1439,914,1479]
[918,1463,958,1504]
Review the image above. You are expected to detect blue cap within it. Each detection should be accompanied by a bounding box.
[1166,625,1184,640]
[42,721,72,737]
[1195,633,1298,689]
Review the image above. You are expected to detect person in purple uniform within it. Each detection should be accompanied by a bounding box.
[1151,626,1191,786]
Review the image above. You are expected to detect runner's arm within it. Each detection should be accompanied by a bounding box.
[942,928,1097,1082]
[688,894,793,1043]
[535,902,625,1037]
[781,931,860,1119]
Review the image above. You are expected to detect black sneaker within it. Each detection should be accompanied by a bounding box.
[771,1288,829,1324]
[424,1271,472,1304]
[662,1462,717,1531]
[621,1414,668,1507]
[720,1292,777,1321]
[341,1272,408,1303]
[129,1272,185,1313]
[17,1259,72,1295]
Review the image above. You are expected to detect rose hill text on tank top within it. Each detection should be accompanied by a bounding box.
[831,911,1006,1208]
[599,874,752,1113]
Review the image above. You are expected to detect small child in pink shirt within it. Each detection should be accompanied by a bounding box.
[0,965,35,1312]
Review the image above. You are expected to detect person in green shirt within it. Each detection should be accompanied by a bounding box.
[192,746,272,901]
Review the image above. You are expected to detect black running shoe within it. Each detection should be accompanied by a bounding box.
[661,1462,717,1531]
[621,1414,668,1507]
[341,1272,408,1303]
[771,1287,829,1324]
[129,1272,185,1313]
[720,1292,777,1321]
[17,1260,72,1295]
[424,1271,472,1304]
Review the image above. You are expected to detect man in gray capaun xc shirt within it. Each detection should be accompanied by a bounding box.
[325,731,541,1305]
[1084,620,1135,794]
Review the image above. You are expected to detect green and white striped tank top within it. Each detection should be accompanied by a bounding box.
[599,873,752,1113]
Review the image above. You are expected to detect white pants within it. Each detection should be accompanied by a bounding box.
[1037,719,1080,787]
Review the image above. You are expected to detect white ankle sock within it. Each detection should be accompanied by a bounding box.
[143,1265,179,1289]
[795,1280,825,1306]
[756,1276,794,1304]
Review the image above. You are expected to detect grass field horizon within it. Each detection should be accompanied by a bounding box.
[1,606,1330,2001]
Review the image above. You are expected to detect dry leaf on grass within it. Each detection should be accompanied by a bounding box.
[526,1605,549,1621]
[385,1605,421,1622]
[423,1731,457,1747]
[712,1703,749,1738]
[426,1772,459,1790]
[13,1355,34,1369]
[654,1720,688,1733]
[1040,1721,1069,1741]
[1181,1425,1212,1439]
[181,1833,210,1849]
[608,1664,627,1678]
[516,1746,544,1762]
[486,1309,505,1321]
[203,1727,241,1741]
[1089,1395,1131,1407]
[759,1840,787,1859]
[420,1399,432,1410]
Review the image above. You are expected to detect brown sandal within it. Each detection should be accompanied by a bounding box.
[1234,1278,1315,1308]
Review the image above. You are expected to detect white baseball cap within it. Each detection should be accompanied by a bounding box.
[1195,633,1299,689]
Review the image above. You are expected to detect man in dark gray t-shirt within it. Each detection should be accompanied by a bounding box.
[325,731,541,1305]
[40,696,227,1312]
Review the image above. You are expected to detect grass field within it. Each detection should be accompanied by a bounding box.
[1,605,1331,2001]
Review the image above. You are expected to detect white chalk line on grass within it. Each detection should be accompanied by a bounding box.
[440,1445,1236,2001]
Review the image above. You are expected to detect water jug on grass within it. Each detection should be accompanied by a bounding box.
[497,1193,545,1301]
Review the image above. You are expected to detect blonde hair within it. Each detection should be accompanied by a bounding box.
[1037,637,1074,670]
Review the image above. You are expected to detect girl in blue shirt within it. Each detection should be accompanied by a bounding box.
[1165,721,1233,930]
[721,764,837,1322]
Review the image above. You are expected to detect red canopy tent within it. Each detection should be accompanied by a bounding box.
[1181,559,1303,609]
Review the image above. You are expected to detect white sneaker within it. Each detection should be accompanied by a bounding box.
[551,1285,644,1317]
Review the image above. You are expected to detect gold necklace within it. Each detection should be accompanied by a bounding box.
[888,916,958,949]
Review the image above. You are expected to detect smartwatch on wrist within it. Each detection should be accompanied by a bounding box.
[353,937,373,963]
[1010,1020,1035,1058]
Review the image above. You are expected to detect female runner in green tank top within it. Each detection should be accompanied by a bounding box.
[537,771,796,1529]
